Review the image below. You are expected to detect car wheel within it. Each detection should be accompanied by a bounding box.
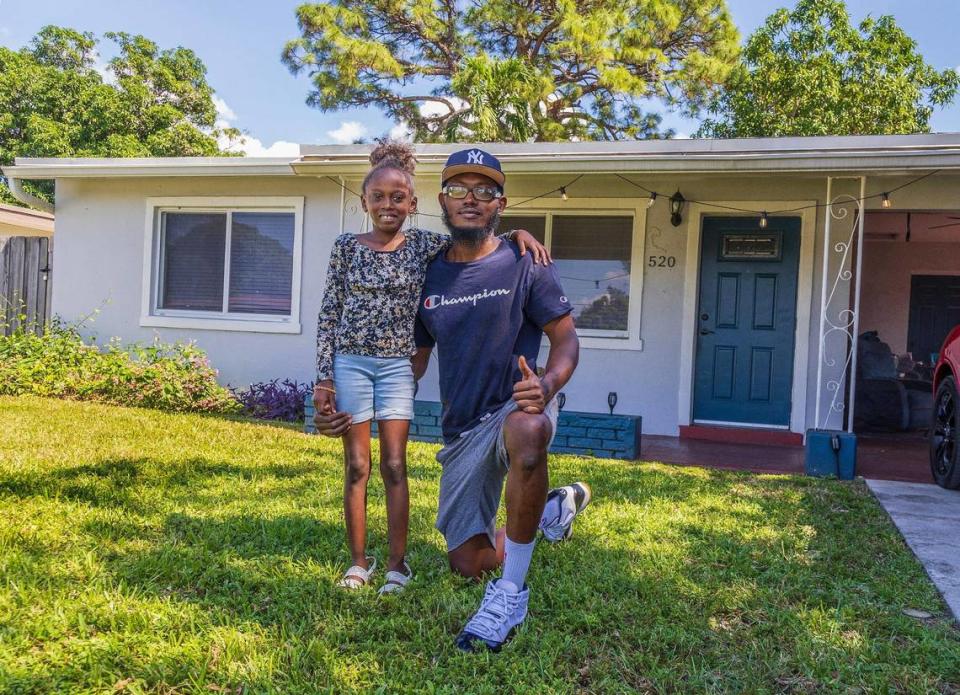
[930,375,960,489]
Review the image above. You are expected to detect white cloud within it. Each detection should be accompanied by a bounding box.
[419,98,466,118]
[674,132,690,139]
[326,121,368,144]
[90,50,116,86]
[211,93,299,157]
[389,122,413,141]
[231,136,300,158]
[212,95,237,123]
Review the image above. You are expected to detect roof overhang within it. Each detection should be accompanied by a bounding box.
[0,203,54,235]
[294,134,960,177]
[5,134,960,181]
[2,156,296,179]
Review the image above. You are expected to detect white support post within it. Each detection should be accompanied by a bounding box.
[815,176,865,431]
[814,177,833,429]
[846,176,867,433]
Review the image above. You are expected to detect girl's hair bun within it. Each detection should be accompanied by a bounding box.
[369,139,417,174]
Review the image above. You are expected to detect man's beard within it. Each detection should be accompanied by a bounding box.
[441,204,501,247]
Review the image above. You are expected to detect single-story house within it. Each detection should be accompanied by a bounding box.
[5,134,960,457]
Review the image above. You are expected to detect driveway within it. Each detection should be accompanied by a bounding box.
[866,479,960,620]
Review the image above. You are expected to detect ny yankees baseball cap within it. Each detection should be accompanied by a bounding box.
[441,148,505,187]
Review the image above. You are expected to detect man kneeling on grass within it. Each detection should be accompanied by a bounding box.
[316,147,592,652]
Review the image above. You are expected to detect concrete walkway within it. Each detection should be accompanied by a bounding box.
[866,479,960,620]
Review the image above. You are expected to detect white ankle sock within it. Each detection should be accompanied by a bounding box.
[502,537,536,590]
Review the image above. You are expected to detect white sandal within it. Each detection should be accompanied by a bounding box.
[377,561,413,596]
[337,556,377,589]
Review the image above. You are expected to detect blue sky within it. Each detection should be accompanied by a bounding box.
[1,0,958,155]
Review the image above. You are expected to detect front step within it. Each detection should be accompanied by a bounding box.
[680,424,802,447]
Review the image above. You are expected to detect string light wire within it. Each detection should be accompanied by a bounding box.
[323,167,941,292]
[325,167,942,221]
[614,170,941,215]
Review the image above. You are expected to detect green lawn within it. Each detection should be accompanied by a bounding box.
[1,395,958,694]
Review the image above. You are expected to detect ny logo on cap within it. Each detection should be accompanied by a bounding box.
[467,150,484,164]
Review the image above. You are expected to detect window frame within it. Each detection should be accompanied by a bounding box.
[140,196,304,334]
[502,197,647,350]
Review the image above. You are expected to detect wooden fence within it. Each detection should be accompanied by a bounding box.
[0,236,52,335]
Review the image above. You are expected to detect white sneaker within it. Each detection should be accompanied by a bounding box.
[539,481,592,542]
[455,579,529,652]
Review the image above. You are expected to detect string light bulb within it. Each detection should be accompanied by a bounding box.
[759,211,769,229]
[560,187,568,201]
[881,192,892,209]
[646,192,657,209]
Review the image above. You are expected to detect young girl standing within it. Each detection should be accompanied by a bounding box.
[314,141,548,594]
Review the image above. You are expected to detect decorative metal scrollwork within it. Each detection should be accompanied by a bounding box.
[815,181,866,430]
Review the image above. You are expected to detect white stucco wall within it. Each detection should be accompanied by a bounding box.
[52,176,342,390]
[51,170,960,436]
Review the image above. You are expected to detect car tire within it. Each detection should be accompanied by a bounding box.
[930,375,960,489]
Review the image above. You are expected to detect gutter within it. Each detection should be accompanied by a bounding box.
[291,147,960,177]
[6,177,54,215]
[7,135,960,181]
[3,157,297,179]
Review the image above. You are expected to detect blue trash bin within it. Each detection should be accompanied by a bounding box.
[805,429,857,480]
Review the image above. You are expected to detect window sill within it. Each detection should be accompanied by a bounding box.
[541,335,643,351]
[140,315,301,334]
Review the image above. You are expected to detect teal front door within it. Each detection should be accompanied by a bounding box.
[693,217,801,426]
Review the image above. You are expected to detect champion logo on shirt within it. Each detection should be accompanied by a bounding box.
[423,288,511,310]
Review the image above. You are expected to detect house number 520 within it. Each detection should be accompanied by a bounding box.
[647,255,677,268]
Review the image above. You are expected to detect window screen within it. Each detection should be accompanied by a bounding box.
[497,215,546,243]
[552,215,632,331]
[228,212,295,314]
[160,212,226,311]
[158,210,295,317]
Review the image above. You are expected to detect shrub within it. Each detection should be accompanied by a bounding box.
[0,319,240,414]
[231,379,313,422]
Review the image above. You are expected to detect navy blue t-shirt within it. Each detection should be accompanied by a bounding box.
[414,239,572,442]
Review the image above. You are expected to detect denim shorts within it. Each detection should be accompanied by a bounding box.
[333,354,415,423]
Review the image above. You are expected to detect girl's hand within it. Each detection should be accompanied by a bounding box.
[313,380,337,414]
[313,381,352,437]
[512,229,552,265]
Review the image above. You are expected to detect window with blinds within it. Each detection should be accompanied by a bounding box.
[157,209,295,317]
[498,213,634,335]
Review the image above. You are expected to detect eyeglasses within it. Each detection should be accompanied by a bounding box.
[442,184,503,201]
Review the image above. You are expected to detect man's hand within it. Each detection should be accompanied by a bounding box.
[513,355,549,414]
[313,382,352,437]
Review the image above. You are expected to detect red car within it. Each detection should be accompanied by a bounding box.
[931,325,960,488]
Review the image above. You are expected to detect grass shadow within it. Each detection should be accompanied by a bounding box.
[0,456,320,510]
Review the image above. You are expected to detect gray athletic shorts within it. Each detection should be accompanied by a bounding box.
[435,397,559,552]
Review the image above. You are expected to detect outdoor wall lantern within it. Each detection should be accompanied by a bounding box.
[669,190,685,227]
[607,391,618,414]
[557,392,566,411]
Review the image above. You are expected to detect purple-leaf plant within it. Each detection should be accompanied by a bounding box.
[231,379,313,422]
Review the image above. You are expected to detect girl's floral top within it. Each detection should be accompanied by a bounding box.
[315,229,451,381]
